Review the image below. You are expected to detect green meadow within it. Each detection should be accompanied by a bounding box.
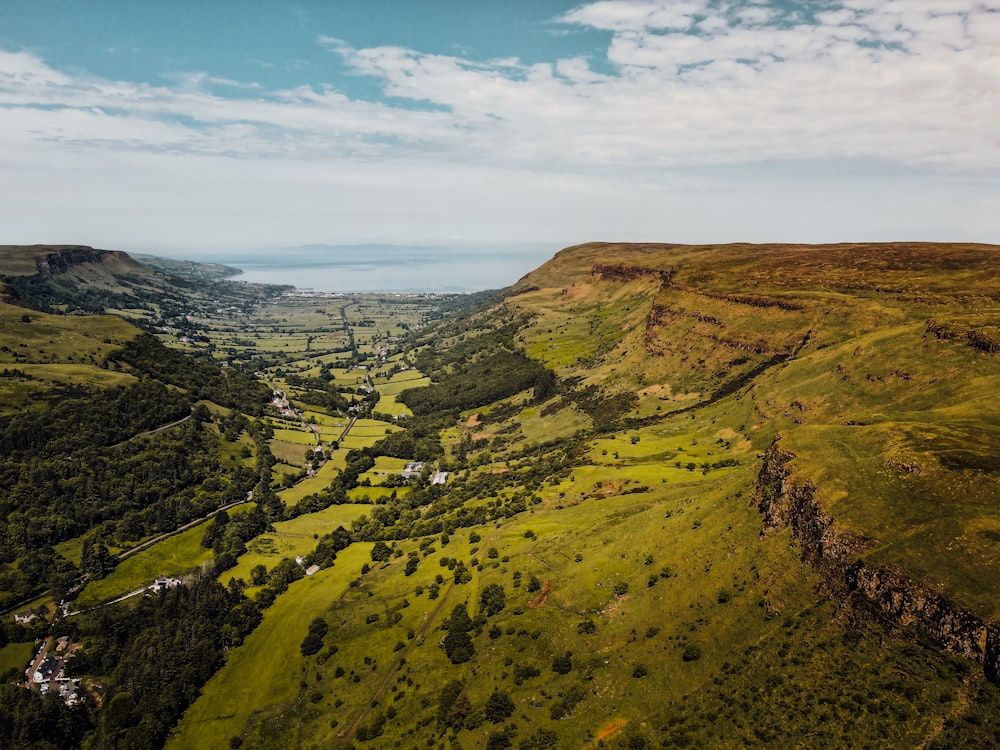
[220,504,373,587]
[278,460,341,508]
[75,523,215,608]
[0,641,35,679]
[168,543,373,750]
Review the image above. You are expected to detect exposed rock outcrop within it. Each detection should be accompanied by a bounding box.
[591,263,673,288]
[755,441,1000,684]
[33,246,127,279]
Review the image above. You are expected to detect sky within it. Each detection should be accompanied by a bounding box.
[1,0,999,257]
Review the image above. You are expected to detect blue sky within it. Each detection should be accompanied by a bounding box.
[1,0,998,254]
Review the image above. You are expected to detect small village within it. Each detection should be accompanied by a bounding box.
[24,635,82,706]
[10,575,186,707]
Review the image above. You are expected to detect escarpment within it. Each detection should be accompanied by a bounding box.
[756,442,1000,684]
[590,262,673,288]
[34,246,115,278]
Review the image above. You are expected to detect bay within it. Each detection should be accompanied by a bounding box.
[183,243,556,293]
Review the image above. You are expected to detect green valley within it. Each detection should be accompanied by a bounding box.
[2,242,1000,750]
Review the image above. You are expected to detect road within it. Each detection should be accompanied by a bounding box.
[110,412,192,448]
[115,491,256,562]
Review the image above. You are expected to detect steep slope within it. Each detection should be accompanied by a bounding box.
[170,242,1000,750]
[0,244,283,324]
[510,241,1000,674]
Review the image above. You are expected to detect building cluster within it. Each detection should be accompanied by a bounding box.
[25,636,82,706]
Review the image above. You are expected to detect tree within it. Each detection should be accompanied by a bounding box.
[404,554,419,576]
[249,564,267,586]
[371,540,392,562]
[532,367,558,402]
[443,603,474,664]
[484,689,514,723]
[486,730,512,750]
[479,583,506,617]
[192,403,212,423]
[300,632,323,656]
[552,651,573,674]
[81,540,116,579]
[454,561,472,584]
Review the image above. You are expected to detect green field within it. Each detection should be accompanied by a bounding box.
[221,504,373,586]
[340,418,399,450]
[373,392,412,416]
[270,427,317,446]
[168,543,373,749]
[347,485,409,502]
[0,641,35,679]
[277,460,341,507]
[75,523,216,608]
[374,370,430,395]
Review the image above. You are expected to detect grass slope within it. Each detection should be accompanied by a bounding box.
[168,543,373,749]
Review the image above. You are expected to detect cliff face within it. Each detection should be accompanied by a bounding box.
[32,246,127,279]
[756,442,1000,683]
[590,262,674,288]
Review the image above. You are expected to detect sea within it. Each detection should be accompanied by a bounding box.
[171,244,558,294]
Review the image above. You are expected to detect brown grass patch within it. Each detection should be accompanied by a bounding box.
[595,718,628,741]
[526,579,553,608]
[638,383,672,397]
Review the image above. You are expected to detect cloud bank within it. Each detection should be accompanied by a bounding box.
[1,1,998,248]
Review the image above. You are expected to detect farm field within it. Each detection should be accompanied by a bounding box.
[278,460,341,508]
[75,523,216,608]
[220,504,374,587]
[168,543,373,750]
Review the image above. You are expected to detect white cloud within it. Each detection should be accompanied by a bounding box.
[562,1,704,32]
[0,1,998,248]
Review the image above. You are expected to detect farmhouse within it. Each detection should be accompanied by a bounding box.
[33,657,58,684]
[151,576,183,592]
[13,608,38,625]
[401,462,424,479]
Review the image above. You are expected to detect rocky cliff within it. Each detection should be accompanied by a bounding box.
[756,441,1000,683]
[32,245,132,279]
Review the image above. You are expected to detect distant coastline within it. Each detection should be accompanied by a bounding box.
[149,244,554,294]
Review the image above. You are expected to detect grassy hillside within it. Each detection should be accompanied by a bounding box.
[158,241,1000,750]
[6,241,1000,750]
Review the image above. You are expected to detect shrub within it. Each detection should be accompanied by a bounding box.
[479,583,506,617]
[552,651,573,674]
[682,645,702,662]
[371,540,391,562]
[300,633,323,657]
[404,555,419,576]
[484,689,515,723]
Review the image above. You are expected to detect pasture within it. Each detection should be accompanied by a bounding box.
[167,543,373,750]
[75,522,215,608]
